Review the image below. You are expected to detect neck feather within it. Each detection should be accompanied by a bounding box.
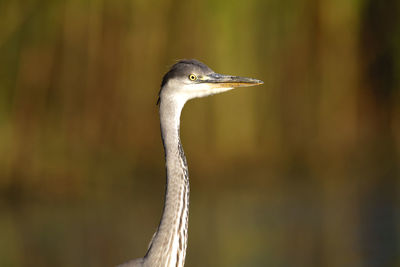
[144,96,189,267]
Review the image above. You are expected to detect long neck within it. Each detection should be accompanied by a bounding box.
[144,96,189,267]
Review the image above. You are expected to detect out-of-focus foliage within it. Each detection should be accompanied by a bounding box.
[0,0,399,266]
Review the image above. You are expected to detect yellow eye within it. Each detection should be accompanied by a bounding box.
[188,74,197,81]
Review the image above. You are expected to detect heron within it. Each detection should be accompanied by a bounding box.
[118,59,263,267]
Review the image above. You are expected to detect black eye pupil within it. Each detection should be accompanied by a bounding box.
[189,74,196,80]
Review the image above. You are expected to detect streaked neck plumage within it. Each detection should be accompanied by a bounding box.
[144,92,190,267]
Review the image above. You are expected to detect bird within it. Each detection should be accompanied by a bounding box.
[117,59,263,267]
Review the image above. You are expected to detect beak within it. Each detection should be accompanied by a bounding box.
[199,73,263,89]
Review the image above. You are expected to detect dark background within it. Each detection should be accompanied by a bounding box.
[0,0,399,266]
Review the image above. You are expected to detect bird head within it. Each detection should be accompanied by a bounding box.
[158,59,263,105]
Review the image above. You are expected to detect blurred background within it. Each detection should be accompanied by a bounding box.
[0,0,399,266]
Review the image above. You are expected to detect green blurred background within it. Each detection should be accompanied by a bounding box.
[0,0,399,266]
